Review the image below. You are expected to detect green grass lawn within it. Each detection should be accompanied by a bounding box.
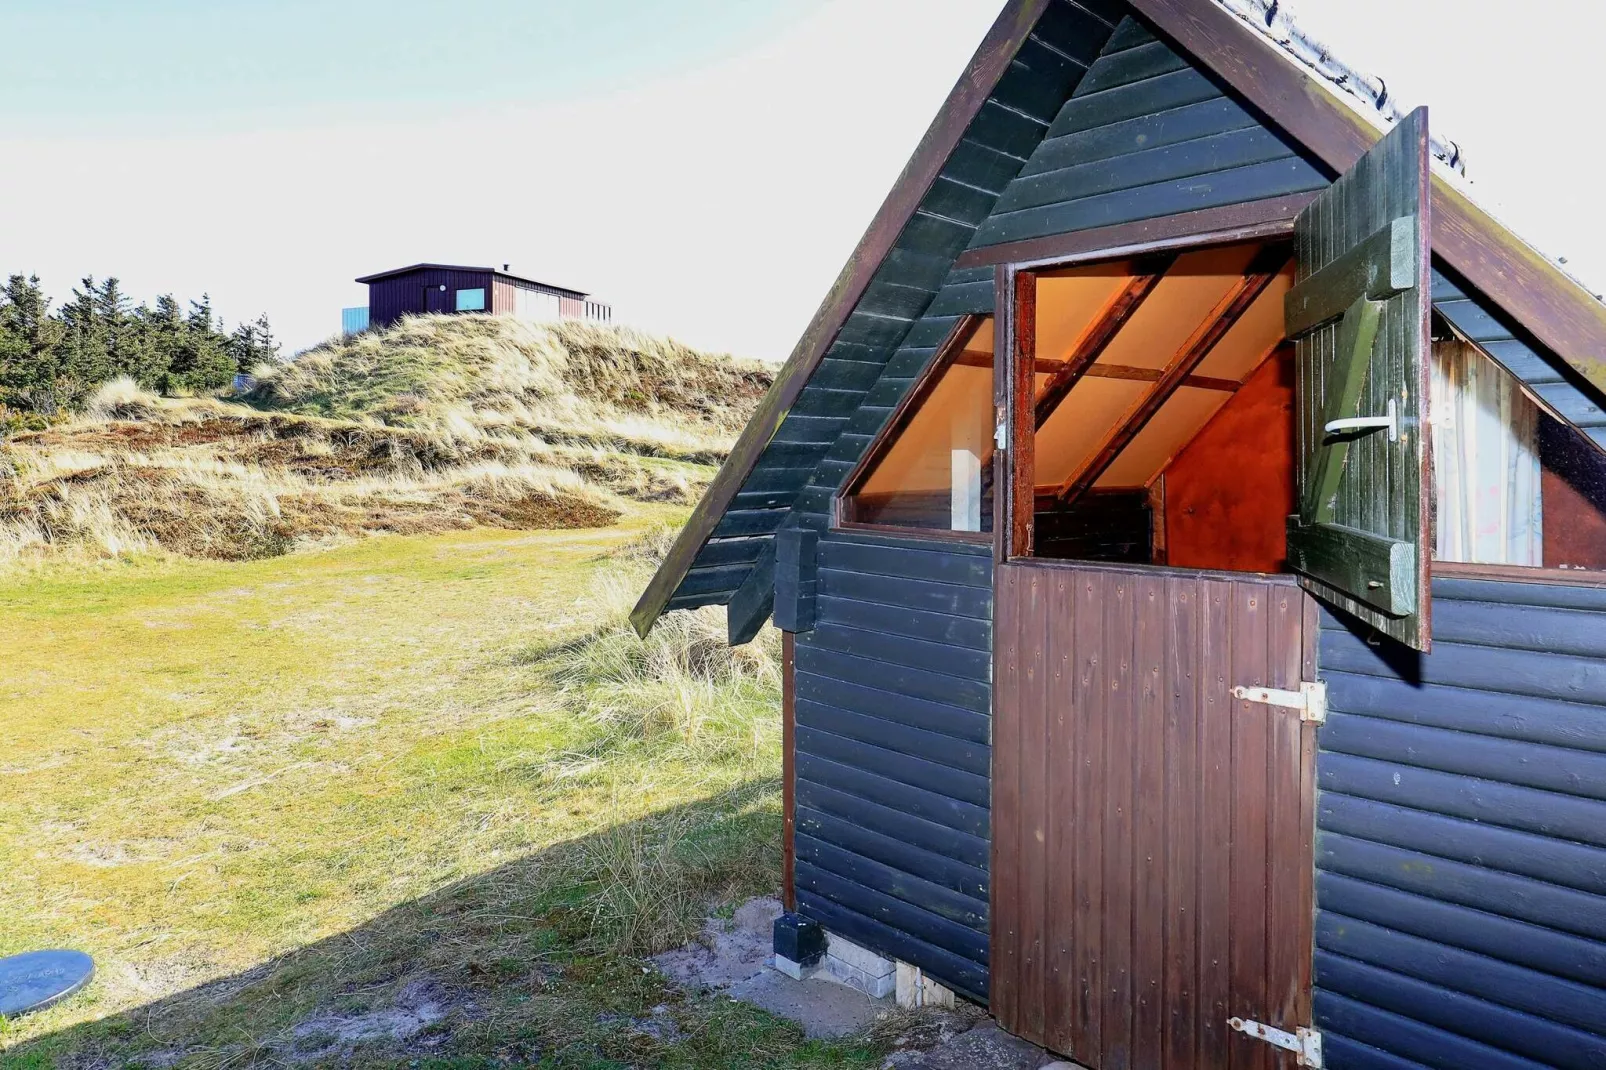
[0,514,891,1068]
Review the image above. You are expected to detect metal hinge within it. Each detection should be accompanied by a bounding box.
[995,420,1009,451]
[1229,1017,1324,1067]
[1231,680,1327,724]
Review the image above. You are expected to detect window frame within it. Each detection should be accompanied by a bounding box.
[455,287,488,312]
[832,313,994,545]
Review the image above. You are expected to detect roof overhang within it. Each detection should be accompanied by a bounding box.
[633,0,1606,638]
[355,262,589,297]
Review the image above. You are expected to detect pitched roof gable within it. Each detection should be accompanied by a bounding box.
[634,0,1606,638]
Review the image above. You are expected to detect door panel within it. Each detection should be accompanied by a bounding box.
[993,561,1317,1069]
[1285,108,1433,649]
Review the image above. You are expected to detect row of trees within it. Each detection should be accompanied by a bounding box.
[0,274,281,416]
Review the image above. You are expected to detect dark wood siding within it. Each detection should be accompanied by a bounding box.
[368,267,494,329]
[791,530,994,1001]
[1315,576,1606,1070]
[969,19,1327,250]
[994,561,1317,1068]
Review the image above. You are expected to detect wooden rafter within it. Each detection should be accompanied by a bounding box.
[1055,246,1290,504]
[1084,364,1242,393]
[955,352,1242,392]
[1034,257,1175,430]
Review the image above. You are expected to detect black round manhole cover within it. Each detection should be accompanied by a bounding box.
[0,950,95,1017]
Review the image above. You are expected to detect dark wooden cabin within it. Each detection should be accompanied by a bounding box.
[354,262,611,331]
[636,1,1606,1066]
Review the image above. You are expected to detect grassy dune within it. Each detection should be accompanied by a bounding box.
[0,316,771,569]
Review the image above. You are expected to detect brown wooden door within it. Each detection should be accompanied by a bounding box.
[993,561,1317,1070]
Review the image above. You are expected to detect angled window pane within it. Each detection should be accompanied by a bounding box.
[844,316,994,533]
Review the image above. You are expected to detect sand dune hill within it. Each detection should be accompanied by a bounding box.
[0,315,772,565]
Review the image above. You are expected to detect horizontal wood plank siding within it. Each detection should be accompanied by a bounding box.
[1314,576,1606,1069]
[793,530,994,1001]
[968,17,1328,251]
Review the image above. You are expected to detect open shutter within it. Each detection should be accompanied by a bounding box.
[1285,107,1433,651]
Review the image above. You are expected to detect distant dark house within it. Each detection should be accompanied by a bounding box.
[344,263,612,334]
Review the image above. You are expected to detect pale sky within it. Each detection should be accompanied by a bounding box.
[1,0,1600,360]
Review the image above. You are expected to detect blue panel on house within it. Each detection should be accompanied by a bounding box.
[1315,577,1606,1070]
[792,530,994,1002]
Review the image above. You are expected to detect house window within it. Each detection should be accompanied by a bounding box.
[839,316,994,534]
[1431,336,1606,571]
[455,287,487,312]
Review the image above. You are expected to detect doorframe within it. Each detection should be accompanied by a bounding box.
[991,194,1309,566]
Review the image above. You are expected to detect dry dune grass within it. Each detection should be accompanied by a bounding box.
[0,317,772,567]
[248,315,770,462]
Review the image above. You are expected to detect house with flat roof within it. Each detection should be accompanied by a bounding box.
[342,262,611,334]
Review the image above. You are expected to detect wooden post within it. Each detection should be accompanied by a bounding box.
[781,630,796,912]
[997,267,1037,561]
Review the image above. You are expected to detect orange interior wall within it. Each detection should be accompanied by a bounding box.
[1162,348,1297,573]
[1542,467,1606,571]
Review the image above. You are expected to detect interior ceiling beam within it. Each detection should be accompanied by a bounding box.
[953,353,1241,393]
[1084,364,1242,393]
[1034,255,1177,431]
[1055,246,1290,505]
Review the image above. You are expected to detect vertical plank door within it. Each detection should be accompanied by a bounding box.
[993,561,1317,1070]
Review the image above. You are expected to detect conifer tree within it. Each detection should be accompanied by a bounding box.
[57,276,114,403]
[163,294,235,394]
[0,275,65,412]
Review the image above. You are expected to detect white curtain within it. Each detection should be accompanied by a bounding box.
[1430,340,1542,565]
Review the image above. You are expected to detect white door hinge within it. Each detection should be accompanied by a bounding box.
[995,420,1009,451]
[1229,1017,1323,1067]
[1231,680,1327,723]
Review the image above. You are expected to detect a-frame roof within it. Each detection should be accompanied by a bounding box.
[634,0,1606,639]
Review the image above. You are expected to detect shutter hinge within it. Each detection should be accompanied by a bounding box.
[995,420,1009,451]
[1230,680,1327,724]
[1229,1017,1324,1067]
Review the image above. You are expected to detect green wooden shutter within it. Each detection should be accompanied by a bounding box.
[1285,108,1433,651]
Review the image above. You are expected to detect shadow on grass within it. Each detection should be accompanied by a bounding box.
[10,777,880,1070]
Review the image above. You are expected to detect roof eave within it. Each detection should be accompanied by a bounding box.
[355,262,590,297]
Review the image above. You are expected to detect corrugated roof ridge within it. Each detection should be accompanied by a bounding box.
[1211,0,1466,174]
[1212,0,1604,302]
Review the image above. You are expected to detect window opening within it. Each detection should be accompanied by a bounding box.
[839,315,995,535]
[1013,242,1298,572]
[1431,332,1606,572]
[455,287,487,312]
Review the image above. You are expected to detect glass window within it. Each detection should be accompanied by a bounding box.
[455,287,487,312]
[1431,338,1606,571]
[841,316,994,533]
